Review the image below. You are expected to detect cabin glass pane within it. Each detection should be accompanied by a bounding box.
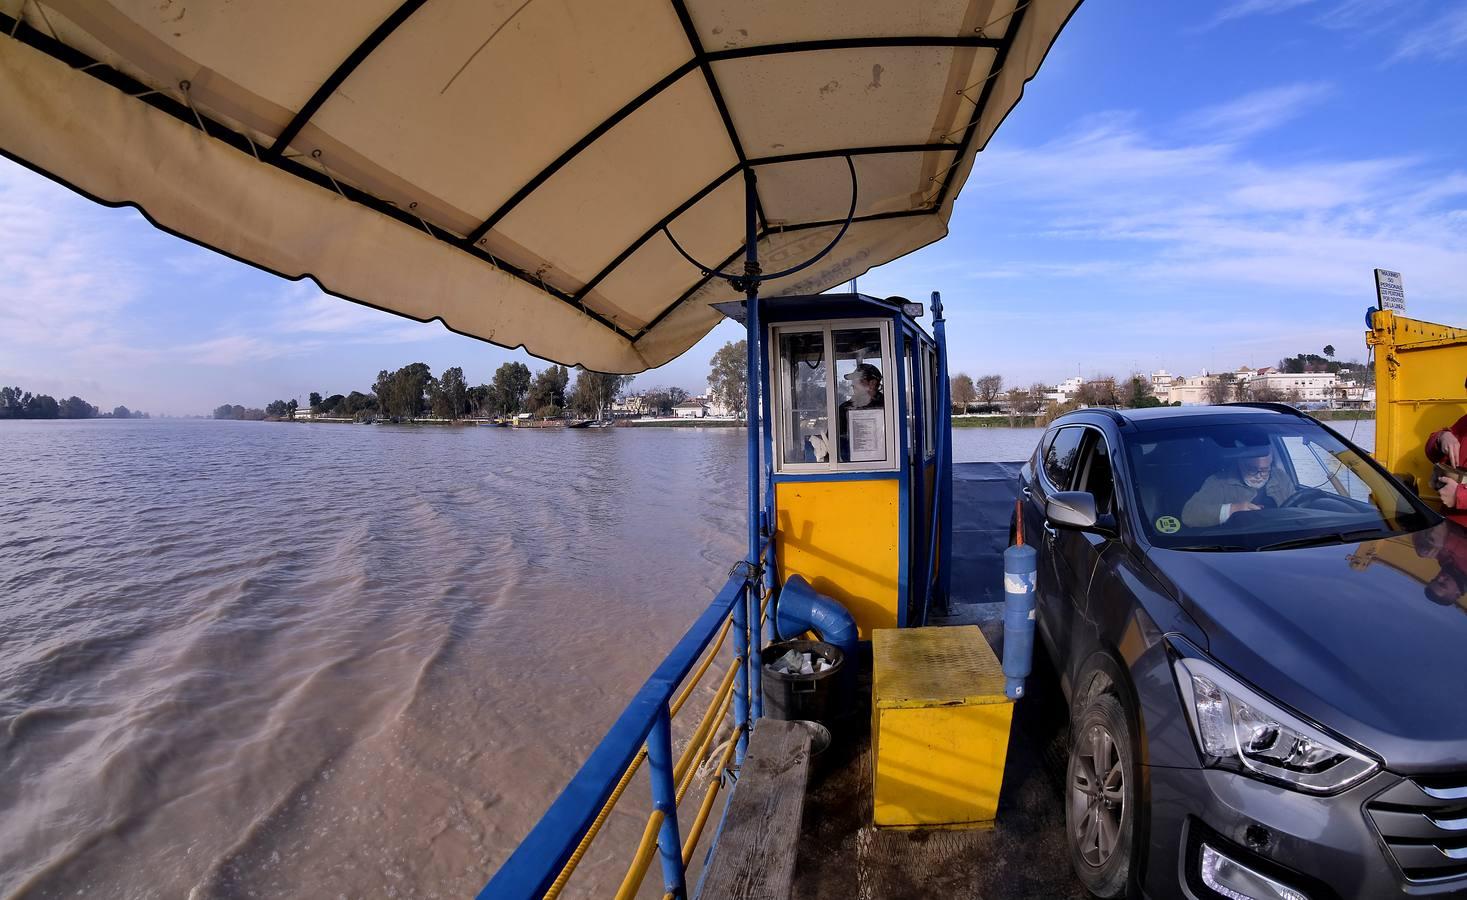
[833,327,888,464]
[779,330,830,465]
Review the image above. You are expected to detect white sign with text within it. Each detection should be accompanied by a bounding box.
[1375,268,1405,312]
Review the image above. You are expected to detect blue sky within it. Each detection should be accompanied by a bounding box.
[2,0,1464,415]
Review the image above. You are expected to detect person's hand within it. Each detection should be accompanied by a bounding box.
[1229,502,1262,515]
[1440,430,1461,468]
[1439,480,1460,509]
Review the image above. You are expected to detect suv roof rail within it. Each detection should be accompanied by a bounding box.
[1222,401,1307,417]
[1055,406,1129,425]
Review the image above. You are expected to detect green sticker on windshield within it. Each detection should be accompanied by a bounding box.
[1155,516,1181,534]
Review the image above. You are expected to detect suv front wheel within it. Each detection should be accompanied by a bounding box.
[1066,692,1136,897]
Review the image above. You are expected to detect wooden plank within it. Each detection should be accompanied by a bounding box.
[698,719,813,900]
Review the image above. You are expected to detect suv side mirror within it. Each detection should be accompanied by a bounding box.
[1046,491,1117,537]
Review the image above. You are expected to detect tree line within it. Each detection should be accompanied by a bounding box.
[217,361,635,423]
[0,386,146,420]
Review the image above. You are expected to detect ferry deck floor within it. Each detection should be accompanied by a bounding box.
[790,461,1090,899]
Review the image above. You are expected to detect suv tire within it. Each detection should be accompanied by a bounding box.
[1065,692,1135,898]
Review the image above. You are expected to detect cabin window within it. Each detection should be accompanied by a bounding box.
[777,330,829,466]
[771,320,896,473]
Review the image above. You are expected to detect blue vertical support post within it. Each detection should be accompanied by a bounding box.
[741,168,764,725]
[758,294,778,647]
[932,291,955,607]
[646,704,687,897]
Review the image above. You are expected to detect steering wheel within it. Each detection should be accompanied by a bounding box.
[1279,487,1360,512]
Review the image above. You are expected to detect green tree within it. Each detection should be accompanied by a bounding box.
[642,386,690,415]
[112,405,132,419]
[706,340,748,418]
[320,393,345,414]
[431,366,469,419]
[1323,344,1335,360]
[374,363,433,419]
[1122,374,1161,409]
[950,373,977,412]
[308,391,322,412]
[59,396,96,418]
[490,362,532,414]
[569,369,634,418]
[527,365,570,416]
[287,399,299,419]
[265,400,290,417]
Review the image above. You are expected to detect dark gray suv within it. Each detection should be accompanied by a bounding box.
[1017,404,1467,900]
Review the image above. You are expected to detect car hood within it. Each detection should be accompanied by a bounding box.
[1148,523,1467,774]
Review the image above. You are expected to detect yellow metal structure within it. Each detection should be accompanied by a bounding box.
[775,479,901,638]
[871,626,1013,829]
[1368,310,1467,509]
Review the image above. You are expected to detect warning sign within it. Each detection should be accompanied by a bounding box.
[1375,269,1405,312]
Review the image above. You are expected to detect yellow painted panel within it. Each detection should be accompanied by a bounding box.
[872,627,1014,828]
[775,479,900,639]
[1369,311,1467,509]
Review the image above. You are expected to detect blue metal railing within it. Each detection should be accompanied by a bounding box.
[480,543,767,900]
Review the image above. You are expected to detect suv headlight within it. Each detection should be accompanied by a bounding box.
[1173,653,1378,794]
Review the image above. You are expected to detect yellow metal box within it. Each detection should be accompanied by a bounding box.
[871,625,1013,829]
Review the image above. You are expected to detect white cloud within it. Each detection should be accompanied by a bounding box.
[1202,0,1318,29]
[949,87,1467,326]
[0,165,144,351]
[1181,82,1333,141]
[1392,5,1467,61]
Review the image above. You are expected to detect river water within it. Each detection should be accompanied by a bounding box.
[0,419,1370,898]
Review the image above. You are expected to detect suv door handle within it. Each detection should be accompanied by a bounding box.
[1042,521,1058,539]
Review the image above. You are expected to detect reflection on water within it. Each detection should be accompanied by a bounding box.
[0,420,746,899]
[0,417,1375,897]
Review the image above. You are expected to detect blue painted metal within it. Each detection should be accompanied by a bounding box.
[1002,543,1038,700]
[742,169,764,725]
[909,322,928,625]
[920,293,952,625]
[893,319,911,628]
[647,705,687,897]
[758,298,778,647]
[770,470,899,484]
[932,292,955,607]
[478,566,752,900]
[775,574,859,661]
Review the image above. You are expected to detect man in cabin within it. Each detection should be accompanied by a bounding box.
[1425,414,1467,524]
[1181,443,1292,527]
[837,363,885,463]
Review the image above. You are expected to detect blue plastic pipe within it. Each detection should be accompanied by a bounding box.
[775,575,859,662]
[1002,537,1038,699]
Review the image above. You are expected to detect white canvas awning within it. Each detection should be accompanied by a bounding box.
[0,0,1081,372]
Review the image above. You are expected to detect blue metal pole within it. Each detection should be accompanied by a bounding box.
[758,295,778,648]
[742,168,764,724]
[646,704,687,897]
[1003,538,1038,700]
[932,291,955,608]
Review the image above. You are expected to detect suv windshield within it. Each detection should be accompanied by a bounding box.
[1127,419,1433,551]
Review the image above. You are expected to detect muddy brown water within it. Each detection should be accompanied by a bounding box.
[0,419,1372,897]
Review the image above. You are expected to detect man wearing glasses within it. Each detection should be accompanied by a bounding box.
[1182,443,1293,527]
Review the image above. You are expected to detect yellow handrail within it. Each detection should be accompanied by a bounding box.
[673,662,739,787]
[677,687,735,804]
[541,615,735,898]
[613,809,666,900]
[681,725,742,864]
